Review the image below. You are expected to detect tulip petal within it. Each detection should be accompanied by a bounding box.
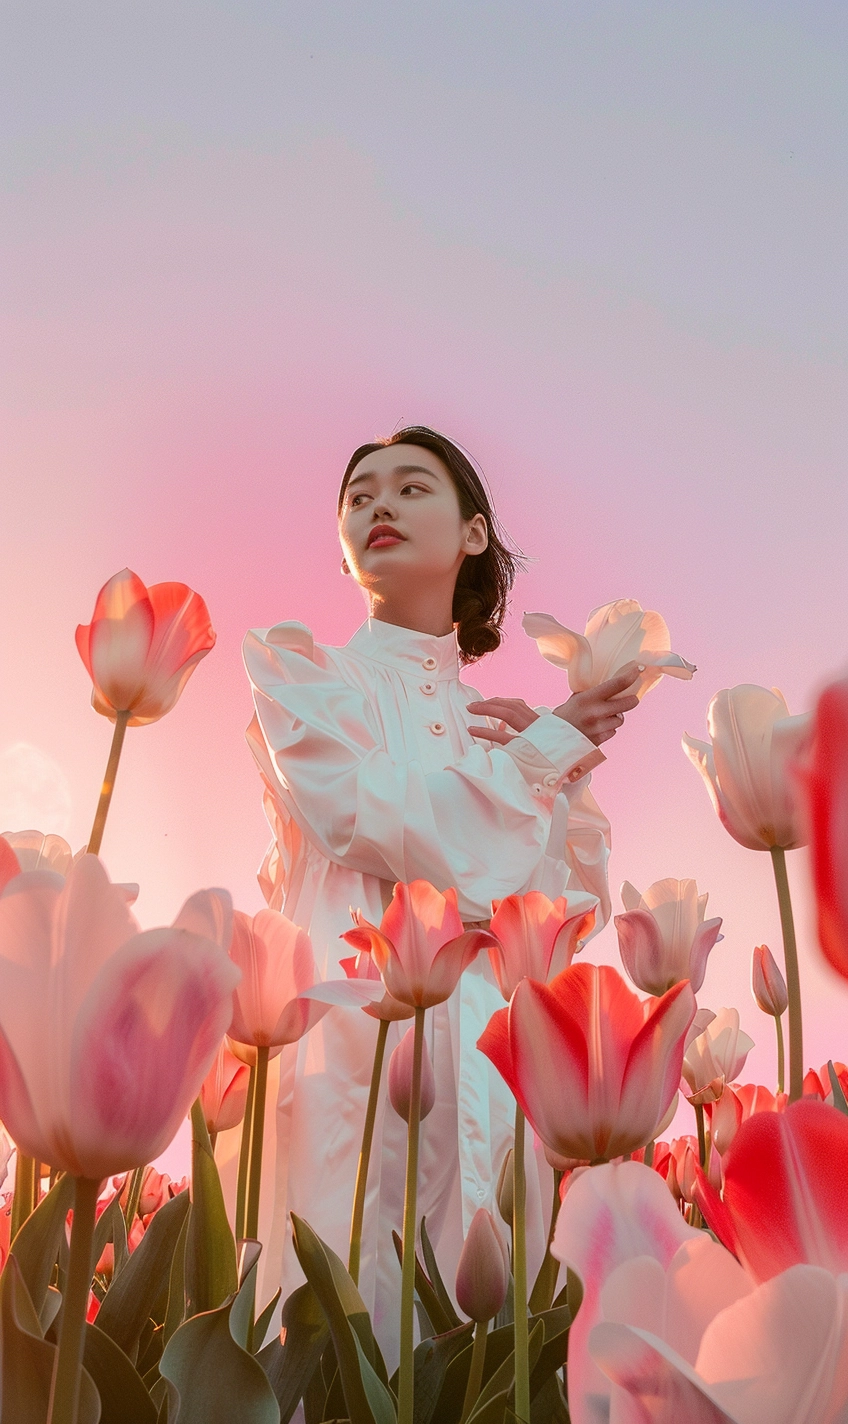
[804,680,848,978]
[172,888,233,951]
[83,568,156,714]
[521,612,594,690]
[298,979,387,1007]
[616,909,670,994]
[687,918,724,995]
[270,994,332,1046]
[697,1099,848,1282]
[591,1322,737,1423]
[0,841,20,894]
[68,927,239,1178]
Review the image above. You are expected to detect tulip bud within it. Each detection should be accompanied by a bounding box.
[495,1149,514,1226]
[751,944,788,1018]
[710,1087,742,1157]
[388,1026,436,1123]
[677,1142,698,1204]
[455,1209,510,1322]
[803,1069,825,1100]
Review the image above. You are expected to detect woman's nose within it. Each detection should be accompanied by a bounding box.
[374,501,396,519]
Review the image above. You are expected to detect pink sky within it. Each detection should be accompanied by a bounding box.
[2,3,847,1165]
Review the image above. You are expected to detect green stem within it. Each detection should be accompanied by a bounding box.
[512,1103,530,1424]
[643,1140,655,1169]
[87,710,130,856]
[775,1013,786,1096]
[397,1007,425,1424]
[348,1018,390,1285]
[235,1062,256,1241]
[695,1103,707,1170]
[11,1155,37,1240]
[244,1046,269,1242]
[123,1165,145,1231]
[459,1318,490,1424]
[770,846,804,1102]
[47,1176,99,1424]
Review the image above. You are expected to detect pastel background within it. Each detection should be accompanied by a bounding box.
[2,1,847,1166]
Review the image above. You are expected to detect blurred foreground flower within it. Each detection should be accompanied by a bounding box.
[1,830,73,875]
[616,877,722,995]
[0,855,238,1178]
[342,879,496,1008]
[803,676,848,979]
[478,962,695,1162]
[487,889,597,1000]
[523,599,695,699]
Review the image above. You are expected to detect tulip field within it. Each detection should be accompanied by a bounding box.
[0,566,846,1424]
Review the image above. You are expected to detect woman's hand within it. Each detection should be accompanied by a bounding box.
[466,661,642,748]
[553,662,642,745]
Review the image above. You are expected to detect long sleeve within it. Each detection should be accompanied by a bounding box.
[244,624,603,919]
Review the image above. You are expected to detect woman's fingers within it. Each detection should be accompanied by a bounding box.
[468,724,515,746]
[465,698,539,732]
[594,662,645,700]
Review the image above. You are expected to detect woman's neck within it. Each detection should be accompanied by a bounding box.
[367,584,456,637]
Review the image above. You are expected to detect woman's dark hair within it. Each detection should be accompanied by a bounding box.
[338,425,524,664]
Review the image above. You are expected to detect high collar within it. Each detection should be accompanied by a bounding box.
[347,618,461,679]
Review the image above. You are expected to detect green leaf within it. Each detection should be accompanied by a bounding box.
[411,1322,474,1424]
[83,1320,158,1423]
[353,1333,397,1423]
[163,1209,189,1344]
[159,1297,280,1423]
[94,1195,130,1281]
[827,1061,848,1115]
[527,1247,559,1316]
[257,1284,329,1424]
[420,1217,461,1329]
[529,1371,568,1423]
[0,1255,100,1424]
[253,1289,281,1353]
[528,1304,570,1394]
[391,1228,454,1337]
[96,1190,191,1357]
[229,1261,258,1351]
[185,1100,238,1316]
[466,1320,544,1423]
[39,1285,62,1336]
[9,1171,75,1314]
[291,1213,390,1424]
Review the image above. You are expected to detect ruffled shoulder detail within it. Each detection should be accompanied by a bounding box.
[263,621,316,659]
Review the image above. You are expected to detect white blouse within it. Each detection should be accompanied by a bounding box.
[243,616,611,1343]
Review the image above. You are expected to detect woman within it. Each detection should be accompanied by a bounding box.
[243,426,640,1347]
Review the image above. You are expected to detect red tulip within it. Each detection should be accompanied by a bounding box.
[75,568,216,725]
[487,890,597,1000]
[227,909,331,1051]
[387,1024,436,1123]
[199,1041,251,1136]
[338,951,415,1021]
[478,963,695,1162]
[342,880,497,1009]
[0,840,19,894]
[455,1209,510,1322]
[0,856,239,1178]
[803,677,848,977]
[695,1099,848,1281]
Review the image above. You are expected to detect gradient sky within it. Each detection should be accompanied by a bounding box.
[2,2,847,1166]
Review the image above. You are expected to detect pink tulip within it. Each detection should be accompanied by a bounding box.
[0,841,20,894]
[751,944,788,1017]
[733,1081,787,1119]
[695,1100,848,1282]
[387,1025,436,1123]
[0,856,239,1178]
[75,568,216,725]
[592,1264,848,1424]
[682,1009,754,1104]
[802,1062,848,1107]
[477,963,695,1163]
[338,951,415,1021]
[227,909,331,1050]
[199,1041,251,1136]
[708,1088,744,1157]
[616,877,723,996]
[523,600,695,700]
[487,889,597,1000]
[341,880,497,1009]
[455,1209,510,1322]
[683,685,810,851]
[551,1161,701,1423]
[802,676,848,978]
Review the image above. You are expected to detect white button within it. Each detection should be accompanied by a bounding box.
[422,656,438,671]
[476,1188,485,1200]
[543,773,559,787]
[420,682,436,695]
[568,765,584,782]
[531,783,544,796]
[429,722,446,736]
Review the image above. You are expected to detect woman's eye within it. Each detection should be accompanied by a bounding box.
[350,493,368,506]
[400,484,425,496]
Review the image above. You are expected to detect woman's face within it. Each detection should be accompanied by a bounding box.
[338,444,488,592]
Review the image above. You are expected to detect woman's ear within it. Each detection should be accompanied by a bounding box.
[463,513,489,556]
[340,558,350,575]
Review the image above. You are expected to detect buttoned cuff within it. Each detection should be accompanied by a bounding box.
[505,712,605,794]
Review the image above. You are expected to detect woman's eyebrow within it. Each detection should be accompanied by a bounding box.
[346,464,437,491]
